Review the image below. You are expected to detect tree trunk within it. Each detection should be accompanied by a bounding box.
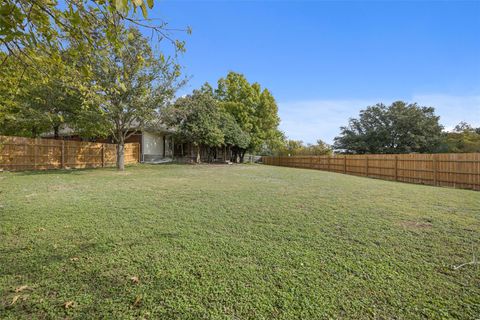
[53,125,60,139]
[117,139,125,171]
[207,147,211,163]
[196,145,201,164]
[239,149,246,163]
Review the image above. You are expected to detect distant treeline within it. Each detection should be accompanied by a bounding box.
[270,101,480,156]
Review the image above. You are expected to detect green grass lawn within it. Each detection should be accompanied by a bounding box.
[0,164,479,319]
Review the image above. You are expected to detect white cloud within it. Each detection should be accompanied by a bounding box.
[278,94,480,144]
[411,94,480,132]
[278,98,380,145]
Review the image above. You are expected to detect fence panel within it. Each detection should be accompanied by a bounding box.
[262,153,480,191]
[0,135,139,171]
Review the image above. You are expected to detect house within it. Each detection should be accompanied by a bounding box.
[43,122,241,163]
[124,127,175,163]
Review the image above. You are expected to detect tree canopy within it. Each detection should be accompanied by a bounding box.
[161,90,225,163]
[0,48,83,137]
[334,101,443,154]
[162,73,282,163]
[275,139,332,156]
[439,122,480,153]
[0,0,186,70]
[215,72,282,156]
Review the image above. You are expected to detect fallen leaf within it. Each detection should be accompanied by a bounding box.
[64,301,75,309]
[15,285,29,292]
[130,276,139,284]
[38,227,46,232]
[11,295,20,305]
[70,257,79,261]
[133,295,142,307]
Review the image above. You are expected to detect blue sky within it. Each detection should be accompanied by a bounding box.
[149,0,480,144]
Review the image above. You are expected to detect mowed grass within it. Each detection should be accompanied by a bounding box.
[0,164,479,319]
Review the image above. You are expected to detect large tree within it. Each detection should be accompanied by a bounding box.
[1,0,187,139]
[162,90,224,163]
[88,26,183,170]
[334,101,443,154]
[214,72,281,161]
[0,49,83,137]
[219,111,250,162]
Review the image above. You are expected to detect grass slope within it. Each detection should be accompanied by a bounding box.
[0,164,479,319]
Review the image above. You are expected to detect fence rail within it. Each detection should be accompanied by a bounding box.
[0,135,139,171]
[262,153,480,191]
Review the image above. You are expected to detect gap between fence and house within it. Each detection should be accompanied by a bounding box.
[262,154,480,191]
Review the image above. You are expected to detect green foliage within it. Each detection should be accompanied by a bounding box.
[85,25,183,169]
[334,101,443,154]
[215,72,282,153]
[0,0,190,172]
[1,165,478,318]
[439,122,480,153]
[0,49,83,137]
[1,22,183,157]
[162,87,254,162]
[1,0,187,171]
[308,139,333,155]
[282,139,304,156]
[276,139,333,156]
[0,0,188,134]
[219,112,250,150]
[162,90,224,161]
[0,0,171,64]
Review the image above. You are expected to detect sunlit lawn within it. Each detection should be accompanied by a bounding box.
[0,164,479,319]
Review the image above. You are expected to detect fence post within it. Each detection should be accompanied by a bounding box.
[61,140,65,169]
[343,156,347,173]
[395,155,398,181]
[34,138,38,170]
[433,154,438,186]
[137,143,141,163]
[365,156,369,177]
[327,156,331,171]
[101,144,105,168]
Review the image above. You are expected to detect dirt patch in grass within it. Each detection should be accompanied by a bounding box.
[48,184,74,192]
[399,220,433,230]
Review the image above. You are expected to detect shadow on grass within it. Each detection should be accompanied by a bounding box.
[8,165,140,176]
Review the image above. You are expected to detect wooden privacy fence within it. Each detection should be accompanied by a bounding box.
[262,153,480,191]
[0,135,140,171]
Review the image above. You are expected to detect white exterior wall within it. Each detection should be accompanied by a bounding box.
[143,131,164,155]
